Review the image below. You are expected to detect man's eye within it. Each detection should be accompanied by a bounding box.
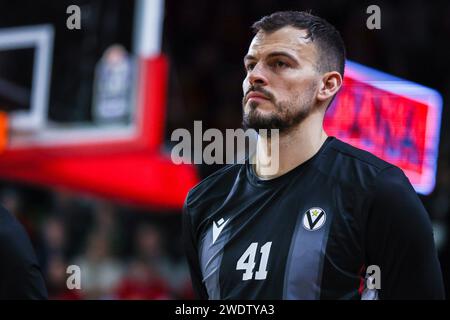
[275,61,288,68]
[246,63,255,71]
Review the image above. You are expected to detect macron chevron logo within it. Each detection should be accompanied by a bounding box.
[212,218,230,244]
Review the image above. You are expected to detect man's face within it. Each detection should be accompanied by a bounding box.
[242,26,321,133]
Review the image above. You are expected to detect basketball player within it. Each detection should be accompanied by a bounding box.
[183,11,445,299]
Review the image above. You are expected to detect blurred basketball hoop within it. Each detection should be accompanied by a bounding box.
[0,0,199,209]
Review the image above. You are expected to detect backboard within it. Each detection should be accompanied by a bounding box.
[0,0,163,151]
[0,0,199,209]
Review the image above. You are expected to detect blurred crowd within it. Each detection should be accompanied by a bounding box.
[0,185,194,300]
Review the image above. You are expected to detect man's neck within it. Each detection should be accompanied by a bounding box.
[254,112,328,180]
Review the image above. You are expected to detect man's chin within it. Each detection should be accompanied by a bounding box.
[243,113,283,132]
[247,99,274,112]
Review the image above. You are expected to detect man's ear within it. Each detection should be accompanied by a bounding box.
[317,71,342,103]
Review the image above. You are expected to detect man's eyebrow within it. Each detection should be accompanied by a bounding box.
[266,51,298,62]
[243,51,298,63]
[243,54,256,63]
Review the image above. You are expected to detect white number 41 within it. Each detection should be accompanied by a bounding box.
[236,242,272,281]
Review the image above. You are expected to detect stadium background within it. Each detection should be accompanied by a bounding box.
[0,0,449,299]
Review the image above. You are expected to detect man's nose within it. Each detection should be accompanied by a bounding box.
[248,64,268,86]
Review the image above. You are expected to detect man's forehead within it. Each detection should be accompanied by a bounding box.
[246,26,315,58]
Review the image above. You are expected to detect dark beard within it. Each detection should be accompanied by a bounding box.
[242,99,312,135]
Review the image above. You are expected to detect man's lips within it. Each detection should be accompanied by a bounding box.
[246,92,271,102]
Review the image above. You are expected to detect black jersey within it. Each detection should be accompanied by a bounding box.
[0,205,48,299]
[182,136,445,300]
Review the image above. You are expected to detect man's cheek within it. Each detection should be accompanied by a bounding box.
[242,78,251,94]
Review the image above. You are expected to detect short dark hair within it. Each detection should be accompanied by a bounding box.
[252,11,346,77]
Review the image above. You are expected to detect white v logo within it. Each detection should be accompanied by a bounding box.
[212,218,230,244]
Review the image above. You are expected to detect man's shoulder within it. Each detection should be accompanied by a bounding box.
[0,205,32,257]
[185,163,244,211]
[321,137,402,190]
[329,138,393,170]
[0,205,48,299]
[0,205,22,240]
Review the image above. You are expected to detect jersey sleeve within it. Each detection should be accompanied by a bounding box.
[365,166,445,299]
[0,206,48,299]
[182,201,209,300]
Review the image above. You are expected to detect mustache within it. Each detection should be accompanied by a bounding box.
[244,86,275,102]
